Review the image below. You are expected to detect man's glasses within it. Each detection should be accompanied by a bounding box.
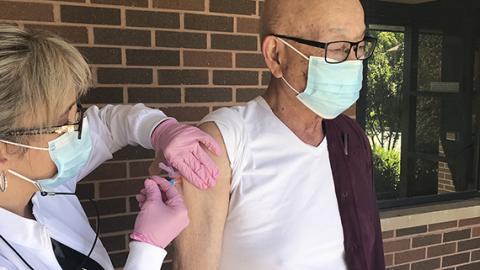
[4,103,85,140]
[272,34,377,64]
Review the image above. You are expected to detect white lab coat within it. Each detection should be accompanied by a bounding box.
[0,104,170,270]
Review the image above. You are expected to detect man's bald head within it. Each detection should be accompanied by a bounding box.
[261,0,366,42]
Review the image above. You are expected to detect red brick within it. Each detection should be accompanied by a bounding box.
[101,235,127,253]
[76,182,95,199]
[459,217,480,227]
[84,162,127,181]
[385,254,393,266]
[126,10,179,28]
[184,14,233,32]
[382,231,395,240]
[156,31,207,49]
[129,161,152,178]
[82,197,126,217]
[209,0,256,15]
[128,88,181,104]
[100,214,136,233]
[383,239,411,253]
[442,252,470,267]
[458,238,480,252]
[184,51,232,68]
[126,49,179,66]
[412,234,442,248]
[211,34,258,51]
[213,70,259,85]
[397,225,428,237]
[472,249,480,260]
[110,251,129,268]
[153,0,205,11]
[457,261,480,270]
[61,5,120,25]
[112,146,155,161]
[94,28,151,46]
[387,265,409,270]
[50,0,85,2]
[236,53,266,68]
[82,87,124,104]
[97,68,153,84]
[158,70,209,85]
[78,47,122,64]
[0,1,53,21]
[262,71,272,85]
[25,24,88,44]
[237,17,260,34]
[443,229,471,242]
[99,179,145,197]
[394,248,426,264]
[237,88,266,102]
[92,0,148,7]
[160,107,210,122]
[428,221,458,232]
[185,88,232,103]
[129,196,140,212]
[411,258,440,270]
[427,243,456,257]
[473,226,480,237]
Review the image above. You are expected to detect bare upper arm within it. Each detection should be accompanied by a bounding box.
[173,121,232,270]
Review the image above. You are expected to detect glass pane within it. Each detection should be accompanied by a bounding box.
[407,158,439,197]
[366,29,404,200]
[417,33,443,91]
[415,96,440,154]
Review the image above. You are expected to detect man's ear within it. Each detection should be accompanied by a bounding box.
[262,36,284,79]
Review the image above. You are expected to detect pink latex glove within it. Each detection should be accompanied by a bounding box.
[130,176,189,249]
[151,119,221,189]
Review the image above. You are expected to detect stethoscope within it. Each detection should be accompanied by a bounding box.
[0,189,100,270]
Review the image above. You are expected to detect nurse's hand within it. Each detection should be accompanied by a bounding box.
[151,119,221,189]
[130,176,189,249]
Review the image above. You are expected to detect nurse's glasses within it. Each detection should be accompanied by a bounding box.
[4,103,85,140]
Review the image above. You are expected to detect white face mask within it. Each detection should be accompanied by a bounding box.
[278,38,364,119]
[0,118,92,192]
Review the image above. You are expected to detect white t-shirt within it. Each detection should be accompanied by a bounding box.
[201,97,348,270]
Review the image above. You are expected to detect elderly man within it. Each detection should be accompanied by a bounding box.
[172,0,385,269]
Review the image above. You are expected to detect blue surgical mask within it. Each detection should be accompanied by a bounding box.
[277,38,364,119]
[2,118,92,192]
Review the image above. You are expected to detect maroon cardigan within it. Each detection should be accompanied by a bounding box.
[324,115,385,270]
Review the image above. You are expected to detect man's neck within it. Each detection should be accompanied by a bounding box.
[263,79,325,146]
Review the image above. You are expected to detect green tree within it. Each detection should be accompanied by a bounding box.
[366,31,404,151]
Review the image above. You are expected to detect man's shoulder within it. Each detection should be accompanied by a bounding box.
[200,97,262,128]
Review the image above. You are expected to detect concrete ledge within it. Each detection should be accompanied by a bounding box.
[380,197,480,231]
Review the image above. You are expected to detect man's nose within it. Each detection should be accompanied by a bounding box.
[346,46,357,60]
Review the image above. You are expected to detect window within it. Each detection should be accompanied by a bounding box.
[359,24,480,208]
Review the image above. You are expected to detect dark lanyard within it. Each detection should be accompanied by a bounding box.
[0,193,101,270]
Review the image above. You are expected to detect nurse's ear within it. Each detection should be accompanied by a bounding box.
[0,144,9,189]
[262,36,284,79]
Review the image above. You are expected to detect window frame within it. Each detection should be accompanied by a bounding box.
[359,22,480,209]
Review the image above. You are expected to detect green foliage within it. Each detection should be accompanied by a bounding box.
[373,146,401,199]
[366,31,404,199]
[366,31,404,151]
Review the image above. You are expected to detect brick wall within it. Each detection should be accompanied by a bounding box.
[1,0,266,268]
[383,218,480,270]
[438,143,456,194]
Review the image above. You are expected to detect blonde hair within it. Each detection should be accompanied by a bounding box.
[0,24,91,137]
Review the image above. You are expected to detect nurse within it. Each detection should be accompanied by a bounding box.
[0,25,219,269]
